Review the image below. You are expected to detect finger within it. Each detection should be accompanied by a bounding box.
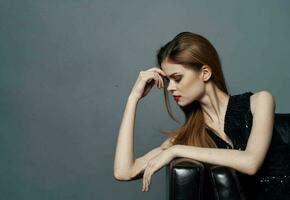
[146,169,152,191]
[153,73,160,88]
[145,175,148,191]
[157,74,164,88]
[155,73,162,89]
[147,173,150,186]
[144,168,149,191]
[144,169,148,191]
[146,73,159,87]
[151,72,159,86]
[143,179,146,192]
[146,74,157,85]
[150,71,164,88]
[148,173,152,188]
[142,173,146,191]
[148,67,167,77]
[158,76,162,89]
[143,169,148,192]
[153,72,163,88]
[146,171,151,191]
[145,178,148,192]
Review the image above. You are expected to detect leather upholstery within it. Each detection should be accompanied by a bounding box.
[167,158,205,200]
[207,164,246,200]
[167,113,290,200]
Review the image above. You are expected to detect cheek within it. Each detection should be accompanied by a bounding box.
[183,80,205,98]
[183,78,202,91]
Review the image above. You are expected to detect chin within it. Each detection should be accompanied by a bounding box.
[177,99,197,108]
[176,100,188,107]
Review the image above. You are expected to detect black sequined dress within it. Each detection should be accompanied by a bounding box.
[207,91,290,200]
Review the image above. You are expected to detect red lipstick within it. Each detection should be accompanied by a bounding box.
[173,95,181,101]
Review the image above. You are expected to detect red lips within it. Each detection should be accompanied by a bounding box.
[173,95,181,101]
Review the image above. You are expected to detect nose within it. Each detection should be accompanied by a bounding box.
[166,80,176,92]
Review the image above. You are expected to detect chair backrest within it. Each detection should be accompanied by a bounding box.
[274,113,290,145]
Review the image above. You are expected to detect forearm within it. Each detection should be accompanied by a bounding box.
[114,95,139,179]
[172,145,256,175]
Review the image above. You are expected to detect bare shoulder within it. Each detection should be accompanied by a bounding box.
[250,90,276,115]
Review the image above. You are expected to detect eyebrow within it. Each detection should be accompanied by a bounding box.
[166,72,181,78]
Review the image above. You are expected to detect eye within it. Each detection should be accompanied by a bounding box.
[163,76,182,86]
[174,76,182,83]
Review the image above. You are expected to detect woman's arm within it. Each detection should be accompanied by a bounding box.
[113,95,139,180]
[113,67,167,181]
[171,91,275,175]
[113,94,173,181]
[129,138,173,181]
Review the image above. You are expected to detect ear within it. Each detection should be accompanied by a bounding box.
[200,65,212,82]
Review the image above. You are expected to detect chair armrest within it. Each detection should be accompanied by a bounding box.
[166,159,248,200]
[207,164,246,200]
[166,158,205,200]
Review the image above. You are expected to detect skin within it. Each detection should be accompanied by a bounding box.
[161,59,231,134]
[114,60,275,193]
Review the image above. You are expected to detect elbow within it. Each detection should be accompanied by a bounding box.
[246,165,258,176]
[245,156,259,176]
[113,170,131,181]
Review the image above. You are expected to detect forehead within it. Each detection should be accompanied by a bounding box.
[160,60,186,75]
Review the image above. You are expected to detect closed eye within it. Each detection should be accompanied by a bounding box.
[163,76,182,85]
[174,77,182,82]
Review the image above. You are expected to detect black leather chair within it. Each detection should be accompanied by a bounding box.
[166,113,290,200]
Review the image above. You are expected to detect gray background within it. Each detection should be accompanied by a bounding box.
[0,0,290,199]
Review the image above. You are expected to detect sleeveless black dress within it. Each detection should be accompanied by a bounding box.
[207,91,290,200]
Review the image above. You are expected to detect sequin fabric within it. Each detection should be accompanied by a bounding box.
[207,91,290,200]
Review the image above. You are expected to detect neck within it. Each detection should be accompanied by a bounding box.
[198,83,229,123]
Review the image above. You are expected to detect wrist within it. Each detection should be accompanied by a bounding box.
[127,94,140,104]
[169,145,181,158]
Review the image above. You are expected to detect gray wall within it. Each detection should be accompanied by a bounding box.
[0,0,289,199]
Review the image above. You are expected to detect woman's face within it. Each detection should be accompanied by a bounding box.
[161,60,206,107]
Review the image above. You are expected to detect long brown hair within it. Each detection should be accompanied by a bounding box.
[157,32,229,148]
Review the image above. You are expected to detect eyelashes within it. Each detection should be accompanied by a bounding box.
[163,76,182,85]
[175,77,182,82]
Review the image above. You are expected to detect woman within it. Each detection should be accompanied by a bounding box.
[113,32,290,199]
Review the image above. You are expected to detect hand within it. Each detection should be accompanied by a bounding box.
[129,67,166,102]
[142,147,176,192]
